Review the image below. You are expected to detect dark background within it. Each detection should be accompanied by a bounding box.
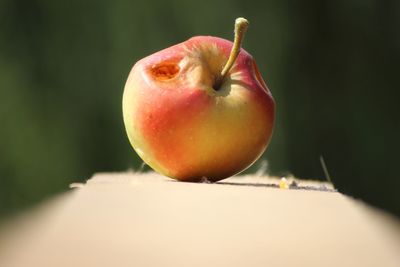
[1,0,399,219]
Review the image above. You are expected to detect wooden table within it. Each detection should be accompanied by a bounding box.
[0,172,399,267]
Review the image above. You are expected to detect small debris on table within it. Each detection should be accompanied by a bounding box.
[279,177,289,189]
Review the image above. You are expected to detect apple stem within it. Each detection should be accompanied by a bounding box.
[214,17,249,90]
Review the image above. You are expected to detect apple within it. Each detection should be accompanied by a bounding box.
[123,18,275,182]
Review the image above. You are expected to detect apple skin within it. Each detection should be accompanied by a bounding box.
[123,36,275,182]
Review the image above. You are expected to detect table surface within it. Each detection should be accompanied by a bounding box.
[0,172,399,267]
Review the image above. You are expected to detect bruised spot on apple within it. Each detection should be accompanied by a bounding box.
[151,63,180,81]
[123,18,275,182]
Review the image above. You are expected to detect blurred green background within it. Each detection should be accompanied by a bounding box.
[1,0,399,219]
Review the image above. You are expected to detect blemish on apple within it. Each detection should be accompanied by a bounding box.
[151,63,180,81]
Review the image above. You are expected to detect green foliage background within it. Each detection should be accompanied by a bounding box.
[1,0,399,218]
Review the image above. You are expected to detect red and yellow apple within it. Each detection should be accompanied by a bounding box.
[123,18,275,182]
